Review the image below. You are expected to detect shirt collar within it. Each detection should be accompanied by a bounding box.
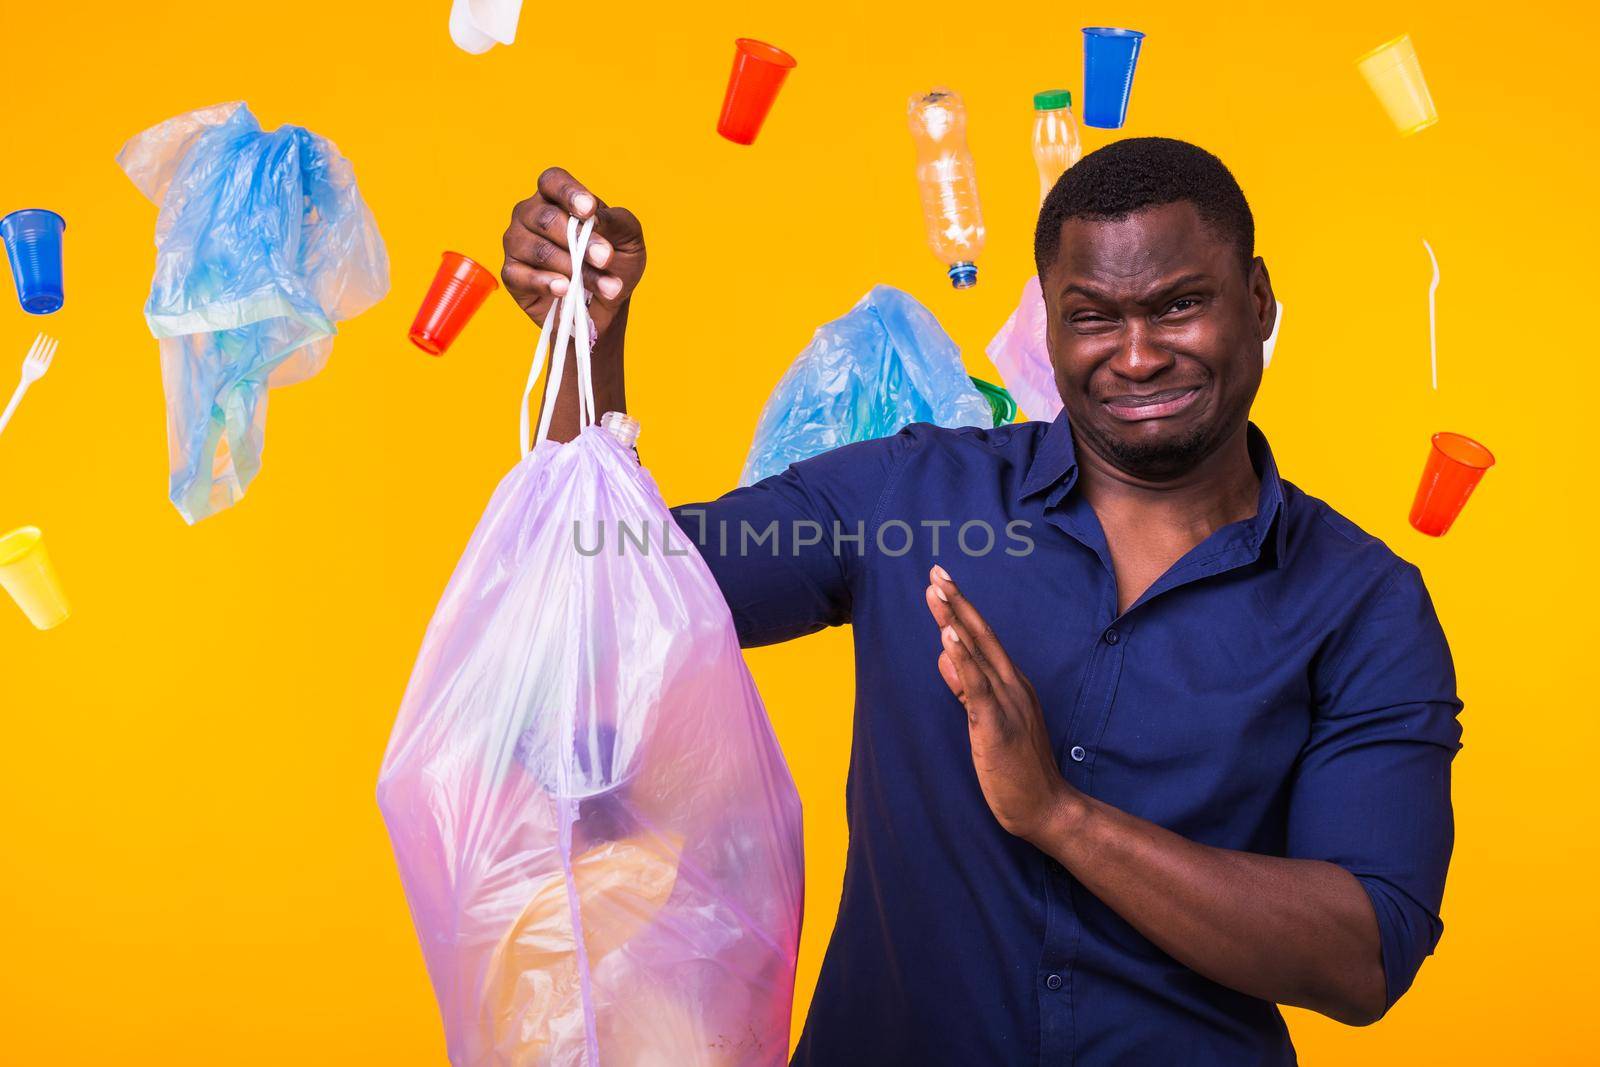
[1020,409,1079,500]
[1020,413,1290,567]
[1246,423,1289,568]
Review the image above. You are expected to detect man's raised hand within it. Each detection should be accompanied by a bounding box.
[925,565,1078,845]
[501,167,646,338]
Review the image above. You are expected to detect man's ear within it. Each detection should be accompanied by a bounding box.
[1249,257,1275,340]
[1039,273,1069,399]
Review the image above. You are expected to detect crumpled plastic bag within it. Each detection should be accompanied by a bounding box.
[740,285,994,486]
[378,222,804,1062]
[985,276,1061,422]
[117,102,389,523]
[987,276,1283,422]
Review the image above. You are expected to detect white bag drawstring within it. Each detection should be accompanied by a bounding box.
[521,215,597,456]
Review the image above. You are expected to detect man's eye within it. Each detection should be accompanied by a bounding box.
[1164,298,1201,315]
[1070,312,1115,329]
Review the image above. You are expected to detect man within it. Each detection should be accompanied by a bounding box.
[500,137,1461,1066]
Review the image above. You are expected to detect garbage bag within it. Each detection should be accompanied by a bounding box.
[985,276,1062,422]
[117,102,390,523]
[739,284,993,486]
[378,214,803,1066]
[987,276,1283,423]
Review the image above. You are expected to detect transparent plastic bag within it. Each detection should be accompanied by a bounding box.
[985,275,1062,422]
[378,217,803,1066]
[739,285,993,486]
[987,276,1283,423]
[117,102,390,523]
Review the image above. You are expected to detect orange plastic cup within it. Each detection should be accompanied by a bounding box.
[1409,432,1495,536]
[409,252,499,356]
[716,38,797,145]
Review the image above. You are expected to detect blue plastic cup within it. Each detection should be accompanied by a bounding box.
[1082,27,1146,130]
[1,209,67,315]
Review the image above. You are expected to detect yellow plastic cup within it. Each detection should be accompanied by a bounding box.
[0,526,71,630]
[1356,34,1438,136]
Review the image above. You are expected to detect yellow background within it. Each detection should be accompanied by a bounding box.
[1,0,1594,1062]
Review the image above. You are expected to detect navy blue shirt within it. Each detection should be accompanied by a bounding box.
[672,414,1461,1066]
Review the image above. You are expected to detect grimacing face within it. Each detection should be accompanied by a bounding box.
[1042,201,1276,482]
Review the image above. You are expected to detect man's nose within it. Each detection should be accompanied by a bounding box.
[1110,321,1175,382]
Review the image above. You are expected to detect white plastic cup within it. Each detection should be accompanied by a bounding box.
[449,0,521,54]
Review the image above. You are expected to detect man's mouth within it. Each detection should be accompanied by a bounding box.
[1102,387,1202,422]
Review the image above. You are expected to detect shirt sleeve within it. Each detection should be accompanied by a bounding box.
[1289,560,1463,1015]
[670,431,914,648]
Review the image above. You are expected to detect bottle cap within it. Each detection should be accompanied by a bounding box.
[1033,89,1073,110]
[948,262,978,289]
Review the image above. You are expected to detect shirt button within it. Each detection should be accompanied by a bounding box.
[1045,973,1063,990]
[1070,746,1086,762]
[1103,628,1121,645]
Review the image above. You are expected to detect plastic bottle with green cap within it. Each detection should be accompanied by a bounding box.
[1032,89,1083,202]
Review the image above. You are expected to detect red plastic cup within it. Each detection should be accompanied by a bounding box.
[409,252,500,356]
[717,38,797,145]
[1409,432,1495,536]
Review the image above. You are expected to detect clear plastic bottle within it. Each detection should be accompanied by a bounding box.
[600,410,641,451]
[1032,89,1083,202]
[908,88,985,289]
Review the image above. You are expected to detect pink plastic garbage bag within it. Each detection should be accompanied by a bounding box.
[378,216,803,1066]
[985,276,1062,422]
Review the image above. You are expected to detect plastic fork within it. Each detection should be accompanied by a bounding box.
[0,333,58,438]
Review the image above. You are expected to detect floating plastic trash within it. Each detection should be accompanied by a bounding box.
[409,252,499,356]
[449,0,522,53]
[0,332,59,440]
[909,88,986,287]
[970,376,1017,427]
[986,276,1060,421]
[0,526,70,630]
[717,38,797,145]
[741,285,994,485]
[1410,432,1493,536]
[117,102,390,523]
[379,214,803,1066]
[1357,34,1438,136]
[1263,299,1283,368]
[1082,27,1146,129]
[1,209,66,315]
[1422,239,1440,388]
[1032,89,1083,202]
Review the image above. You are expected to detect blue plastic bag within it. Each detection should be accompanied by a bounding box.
[740,285,993,485]
[118,102,390,523]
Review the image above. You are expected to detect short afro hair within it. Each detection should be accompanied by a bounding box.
[1034,137,1255,276]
